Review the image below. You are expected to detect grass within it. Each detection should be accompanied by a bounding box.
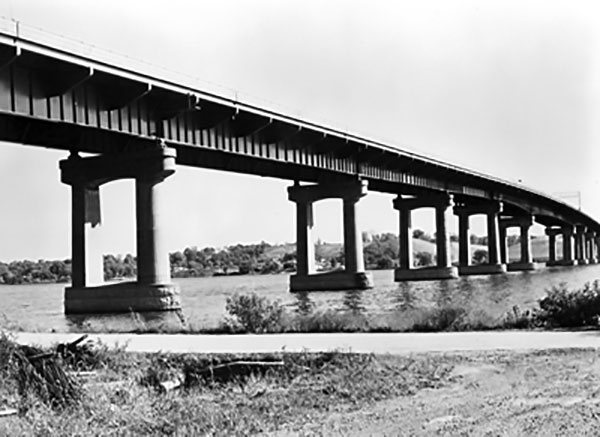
[205,292,517,335]
[0,334,453,436]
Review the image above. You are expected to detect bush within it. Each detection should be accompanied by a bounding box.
[472,249,488,265]
[536,281,600,328]
[502,305,537,329]
[414,251,435,267]
[289,311,370,333]
[224,293,285,333]
[411,305,468,332]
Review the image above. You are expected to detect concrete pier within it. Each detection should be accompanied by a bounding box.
[561,226,577,266]
[545,227,562,266]
[501,215,542,272]
[585,230,597,264]
[60,144,181,314]
[454,201,507,276]
[394,193,459,281]
[288,179,373,291]
[575,225,588,265]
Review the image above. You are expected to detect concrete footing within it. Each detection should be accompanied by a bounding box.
[64,282,181,314]
[546,260,563,267]
[290,271,374,292]
[394,266,459,281]
[507,262,544,272]
[458,264,507,276]
[559,260,579,267]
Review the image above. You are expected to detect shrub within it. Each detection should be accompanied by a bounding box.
[225,293,285,333]
[411,305,468,332]
[472,249,488,265]
[288,311,370,333]
[293,291,314,316]
[414,251,435,267]
[537,281,600,328]
[502,305,537,329]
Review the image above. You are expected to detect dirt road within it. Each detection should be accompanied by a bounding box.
[281,349,600,436]
[12,330,600,354]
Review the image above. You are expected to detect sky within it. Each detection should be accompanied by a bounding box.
[0,0,598,260]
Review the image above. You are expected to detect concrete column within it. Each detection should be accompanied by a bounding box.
[294,200,315,276]
[546,230,557,264]
[575,226,587,264]
[562,226,576,265]
[519,224,532,264]
[585,231,596,263]
[398,206,413,269]
[70,184,104,288]
[136,177,172,285]
[435,201,452,268]
[343,197,364,274]
[584,233,591,260]
[457,213,470,267]
[71,184,86,288]
[499,226,508,264]
[487,210,501,265]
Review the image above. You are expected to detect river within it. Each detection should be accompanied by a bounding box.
[2,265,600,333]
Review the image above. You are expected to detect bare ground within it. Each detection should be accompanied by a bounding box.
[277,349,600,436]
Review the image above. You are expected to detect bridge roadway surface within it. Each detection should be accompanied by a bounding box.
[11,331,600,355]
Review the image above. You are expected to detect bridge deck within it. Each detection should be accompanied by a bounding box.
[0,19,596,231]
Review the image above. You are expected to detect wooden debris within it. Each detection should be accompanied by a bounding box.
[56,335,101,369]
[66,370,97,382]
[158,372,185,393]
[14,343,81,408]
[185,360,285,386]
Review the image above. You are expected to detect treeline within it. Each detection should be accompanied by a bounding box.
[0,259,71,284]
[0,229,509,284]
[169,242,295,277]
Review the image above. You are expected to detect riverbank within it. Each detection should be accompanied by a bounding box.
[3,332,600,435]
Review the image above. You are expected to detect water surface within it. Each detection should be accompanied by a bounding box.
[2,265,600,332]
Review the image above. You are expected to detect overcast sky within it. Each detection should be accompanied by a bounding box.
[0,0,598,260]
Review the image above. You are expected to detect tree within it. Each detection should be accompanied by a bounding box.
[376,254,395,269]
[414,251,435,267]
[413,229,426,240]
[472,249,488,265]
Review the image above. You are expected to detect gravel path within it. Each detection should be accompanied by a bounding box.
[11,330,600,354]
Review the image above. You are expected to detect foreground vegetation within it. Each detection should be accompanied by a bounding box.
[3,334,600,435]
[0,333,451,435]
[211,280,600,334]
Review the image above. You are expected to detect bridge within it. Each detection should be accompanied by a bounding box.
[0,21,598,314]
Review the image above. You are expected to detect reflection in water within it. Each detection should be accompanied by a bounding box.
[65,309,187,333]
[293,291,315,315]
[395,283,419,311]
[342,289,366,315]
[6,265,600,332]
[485,274,512,304]
[434,280,454,307]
